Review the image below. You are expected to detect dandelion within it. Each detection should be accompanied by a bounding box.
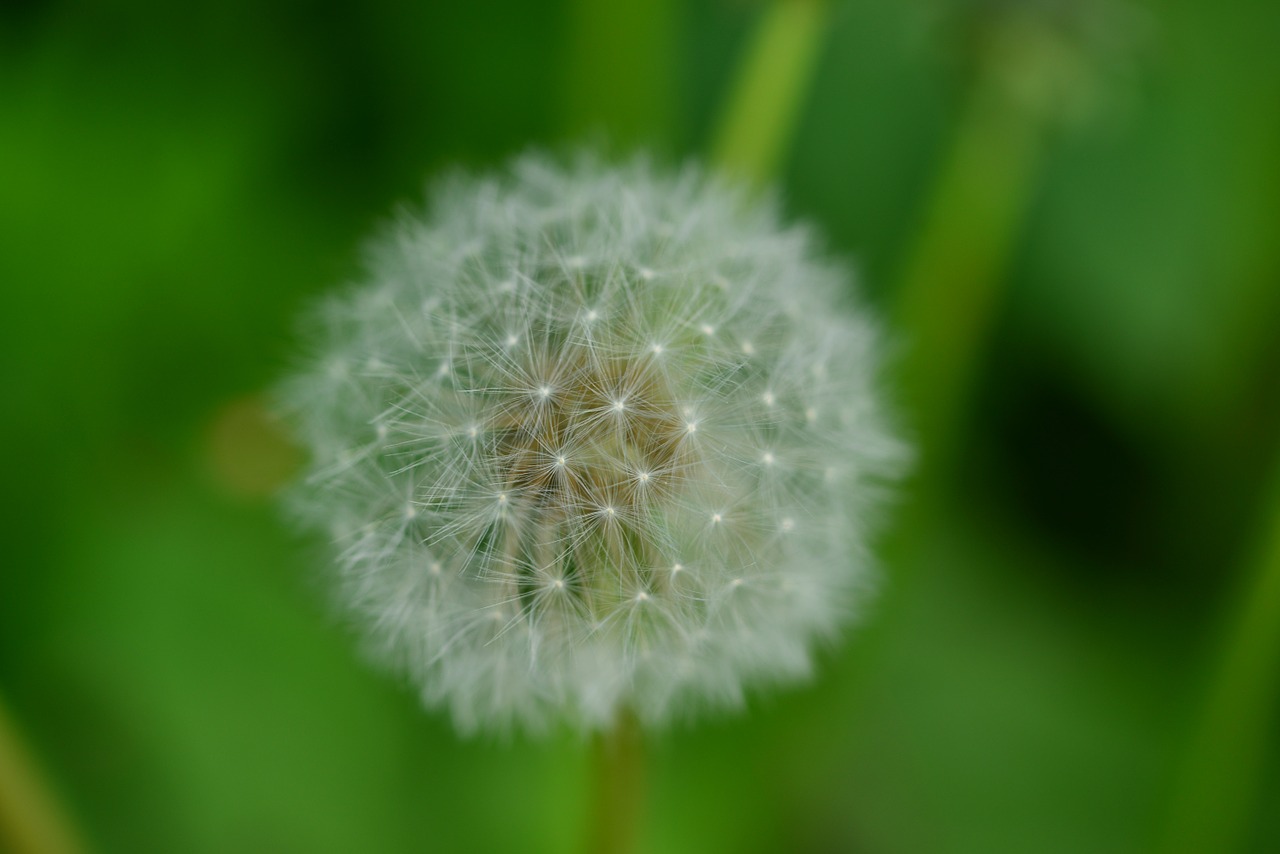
[278,153,903,735]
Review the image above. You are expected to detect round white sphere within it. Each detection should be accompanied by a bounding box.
[280,153,903,734]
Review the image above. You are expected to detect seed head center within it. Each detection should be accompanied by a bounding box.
[492,353,688,523]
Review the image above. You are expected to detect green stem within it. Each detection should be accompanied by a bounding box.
[0,692,86,854]
[1161,455,1280,853]
[710,0,829,186]
[585,711,645,854]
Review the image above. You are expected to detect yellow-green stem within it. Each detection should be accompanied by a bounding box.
[585,711,645,854]
[0,692,86,854]
[710,0,829,186]
[1161,454,1280,853]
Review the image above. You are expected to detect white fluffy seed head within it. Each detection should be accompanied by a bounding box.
[278,153,904,735]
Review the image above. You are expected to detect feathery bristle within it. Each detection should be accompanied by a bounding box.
[278,152,904,735]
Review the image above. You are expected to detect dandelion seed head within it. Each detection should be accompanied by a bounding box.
[277,152,904,735]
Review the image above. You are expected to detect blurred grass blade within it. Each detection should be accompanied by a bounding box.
[0,694,86,854]
[1162,453,1280,853]
[711,0,829,186]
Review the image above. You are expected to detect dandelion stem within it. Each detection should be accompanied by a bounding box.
[1161,452,1280,853]
[0,692,86,854]
[710,0,829,186]
[585,710,645,854]
[574,8,830,851]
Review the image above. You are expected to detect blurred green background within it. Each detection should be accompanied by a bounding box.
[2,0,1279,852]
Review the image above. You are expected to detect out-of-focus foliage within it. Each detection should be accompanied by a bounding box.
[1,0,1277,852]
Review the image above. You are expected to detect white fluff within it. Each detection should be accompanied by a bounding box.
[279,153,903,735]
